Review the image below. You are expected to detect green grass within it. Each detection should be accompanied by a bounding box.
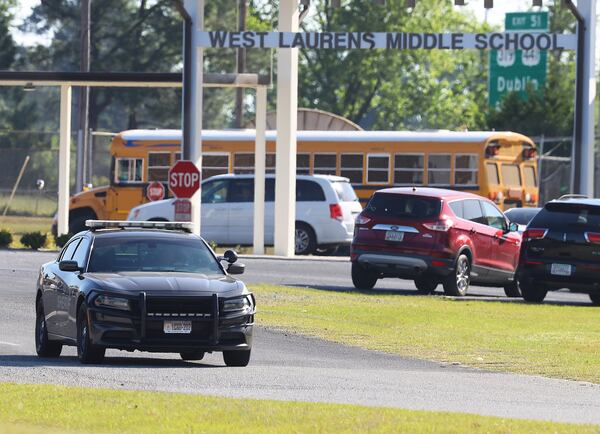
[0,216,55,249]
[0,193,57,217]
[0,383,596,433]
[252,284,600,383]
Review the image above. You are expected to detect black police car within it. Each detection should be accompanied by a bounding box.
[35,221,255,366]
[518,198,600,305]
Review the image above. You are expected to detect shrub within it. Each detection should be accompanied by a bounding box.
[54,233,72,248]
[21,232,47,250]
[0,229,12,248]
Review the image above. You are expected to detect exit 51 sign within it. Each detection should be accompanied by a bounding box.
[488,12,549,108]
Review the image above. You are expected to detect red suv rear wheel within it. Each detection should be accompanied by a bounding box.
[443,254,470,296]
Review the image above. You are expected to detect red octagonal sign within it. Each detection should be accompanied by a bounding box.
[168,160,201,199]
[146,181,165,202]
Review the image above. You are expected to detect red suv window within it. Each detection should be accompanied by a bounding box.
[365,193,441,219]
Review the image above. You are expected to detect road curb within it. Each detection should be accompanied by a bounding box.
[239,254,350,262]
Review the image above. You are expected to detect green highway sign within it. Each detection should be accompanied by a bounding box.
[488,12,549,108]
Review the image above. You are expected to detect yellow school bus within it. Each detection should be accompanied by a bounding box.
[64,129,538,233]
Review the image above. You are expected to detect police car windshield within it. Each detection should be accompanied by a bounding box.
[88,236,223,275]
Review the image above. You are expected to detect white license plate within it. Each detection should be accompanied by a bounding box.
[163,320,192,334]
[385,231,404,242]
[551,263,572,276]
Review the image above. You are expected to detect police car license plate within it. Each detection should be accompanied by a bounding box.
[163,320,192,334]
[551,263,572,276]
[385,231,404,242]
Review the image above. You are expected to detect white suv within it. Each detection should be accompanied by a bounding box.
[128,174,362,255]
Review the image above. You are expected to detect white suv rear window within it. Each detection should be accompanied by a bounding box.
[332,181,358,202]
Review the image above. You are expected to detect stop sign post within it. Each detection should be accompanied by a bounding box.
[168,160,201,199]
[146,181,165,202]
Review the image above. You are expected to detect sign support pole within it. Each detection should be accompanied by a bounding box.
[578,0,596,196]
[253,86,267,255]
[185,0,204,235]
[274,0,299,257]
[58,84,72,235]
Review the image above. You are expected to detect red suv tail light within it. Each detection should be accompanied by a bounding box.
[329,204,343,221]
[423,219,453,232]
[584,232,600,244]
[523,228,548,240]
[355,215,371,225]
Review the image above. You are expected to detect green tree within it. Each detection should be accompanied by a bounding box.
[298,0,491,130]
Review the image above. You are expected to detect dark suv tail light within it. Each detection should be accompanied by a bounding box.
[584,232,600,244]
[329,204,343,221]
[523,228,548,241]
[423,219,453,232]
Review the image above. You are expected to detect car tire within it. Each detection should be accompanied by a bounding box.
[180,350,205,361]
[295,223,316,255]
[414,276,438,294]
[35,301,62,358]
[351,262,378,290]
[589,292,600,306]
[77,303,105,364]
[519,281,547,303]
[223,349,251,367]
[443,254,470,296]
[504,280,522,298]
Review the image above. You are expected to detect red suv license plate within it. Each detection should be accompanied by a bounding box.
[385,231,404,242]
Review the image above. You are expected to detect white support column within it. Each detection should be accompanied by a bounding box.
[57,85,72,235]
[579,0,596,196]
[185,0,204,234]
[253,86,267,254]
[274,0,299,257]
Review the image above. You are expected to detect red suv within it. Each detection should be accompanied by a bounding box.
[351,188,522,296]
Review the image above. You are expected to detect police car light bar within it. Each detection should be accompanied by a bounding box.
[85,220,193,232]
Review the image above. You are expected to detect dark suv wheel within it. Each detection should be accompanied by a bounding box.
[351,262,378,290]
[414,276,438,294]
[504,280,521,298]
[443,254,470,296]
[589,292,600,306]
[519,280,547,303]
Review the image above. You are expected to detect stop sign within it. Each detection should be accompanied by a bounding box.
[168,160,201,199]
[146,181,165,202]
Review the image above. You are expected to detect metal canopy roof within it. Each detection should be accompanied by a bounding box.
[0,71,271,88]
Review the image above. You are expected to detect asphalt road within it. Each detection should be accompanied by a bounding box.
[1,250,599,425]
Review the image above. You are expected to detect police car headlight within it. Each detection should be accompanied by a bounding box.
[94,295,130,311]
[222,295,252,313]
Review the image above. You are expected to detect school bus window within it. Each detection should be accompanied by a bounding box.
[314,153,337,175]
[297,153,310,175]
[148,152,170,182]
[202,153,229,179]
[454,154,478,186]
[173,152,181,163]
[234,153,254,174]
[524,166,537,187]
[486,163,499,185]
[340,153,363,184]
[266,153,276,174]
[367,154,390,184]
[394,153,423,185]
[501,164,521,186]
[428,154,451,185]
[116,158,143,183]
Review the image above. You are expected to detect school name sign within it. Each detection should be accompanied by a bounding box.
[198,31,576,51]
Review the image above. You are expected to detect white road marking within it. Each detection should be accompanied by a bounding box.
[0,341,20,347]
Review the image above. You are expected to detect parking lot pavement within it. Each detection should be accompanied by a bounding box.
[1,250,599,424]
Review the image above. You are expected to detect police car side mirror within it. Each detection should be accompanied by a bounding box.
[59,260,81,272]
[223,249,238,264]
[227,262,245,275]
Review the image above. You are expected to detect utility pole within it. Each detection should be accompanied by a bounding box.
[234,0,246,128]
[76,0,91,192]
